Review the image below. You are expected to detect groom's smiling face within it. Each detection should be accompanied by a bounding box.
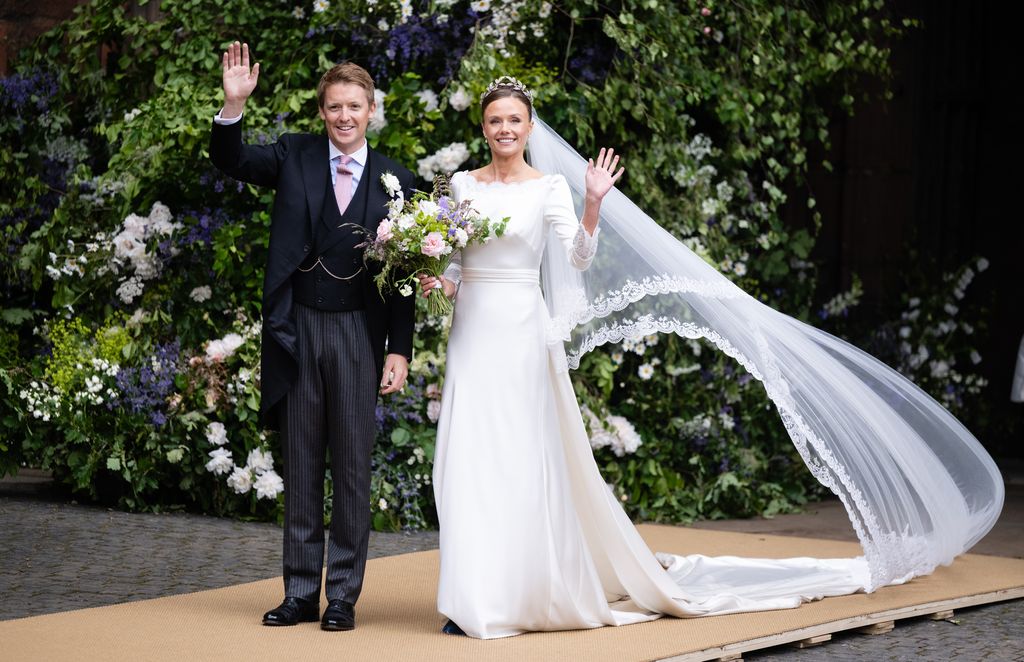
[319,82,375,154]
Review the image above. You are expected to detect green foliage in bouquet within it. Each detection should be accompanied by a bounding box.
[1,0,991,530]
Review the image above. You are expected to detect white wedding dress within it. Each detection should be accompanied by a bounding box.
[433,171,874,640]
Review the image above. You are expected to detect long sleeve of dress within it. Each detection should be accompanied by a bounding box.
[443,251,463,287]
[544,175,599,270]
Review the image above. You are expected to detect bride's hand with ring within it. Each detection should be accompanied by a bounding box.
[417,273,457,299]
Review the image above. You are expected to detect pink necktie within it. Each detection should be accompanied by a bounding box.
[334,154,354,214]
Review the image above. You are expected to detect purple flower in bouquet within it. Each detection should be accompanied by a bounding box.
[365,173,509,316]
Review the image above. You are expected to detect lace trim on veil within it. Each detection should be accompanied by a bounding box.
[551,287,932,589]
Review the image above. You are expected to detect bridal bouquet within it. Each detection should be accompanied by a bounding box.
[368,173,509,316]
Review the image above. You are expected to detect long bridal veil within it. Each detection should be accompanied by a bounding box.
[528,116,1003,589]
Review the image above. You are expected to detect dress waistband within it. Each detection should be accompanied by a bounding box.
[461,267,539,284]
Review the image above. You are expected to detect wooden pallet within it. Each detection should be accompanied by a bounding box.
[657,588,1024,662]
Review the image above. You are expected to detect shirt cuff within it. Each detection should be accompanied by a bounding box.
[214,110,243,125]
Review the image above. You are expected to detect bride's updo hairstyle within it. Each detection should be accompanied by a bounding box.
[480,76,534,117]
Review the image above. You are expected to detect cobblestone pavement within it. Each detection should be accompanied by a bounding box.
[1,487,1021,660]
[0,495,437,621]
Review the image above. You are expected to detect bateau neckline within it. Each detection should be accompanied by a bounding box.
[456,171,554,188]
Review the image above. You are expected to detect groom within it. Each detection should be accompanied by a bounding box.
[209,42,415,631]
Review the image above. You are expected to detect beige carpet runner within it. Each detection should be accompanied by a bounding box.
[3,525,1022,661]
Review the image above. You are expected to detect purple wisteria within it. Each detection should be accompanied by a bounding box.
[114,340,180,427]
[0,68,58,114]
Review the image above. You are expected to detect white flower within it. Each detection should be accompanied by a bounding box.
[292,6,305,19]
[148,202,174,232]
[397,213,415,230]
[448,87,471,111]
[131,252,161,280]
[116,276,144,304]
[205,332,245,362]
[113,230,145,261]
[943,303,959,316]
[637,363,654,380]
[398,283,413,297]
[418,143,470,178]
[611,351,623,365]
[417,199,441,217]
[700,198,719,217]
[929,360,950,379]
[538,2,552,18]
[226,466,253,494]
[976,257,989,272]
[899,326,911,339]
[246,448,274,475]
[205,421,228,446]
[436,142,469,172]
[470,0,491,11]
[970,350,982,365]
[453,227,469,248]
[253,469,284,500]
[416,154,438,180]
[644,334,659,347]
[733,261,747,276]
[312,0,330,13]
[378,498,388,511]
[123,108,142,122]
[205,448,234,475]
[190,285,212,303]
[426,399,442,423]
[381,172,401,197]
[368,89,387,132]
[425,383,441,399]
[415,89,439,112]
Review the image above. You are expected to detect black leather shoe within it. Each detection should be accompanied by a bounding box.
[321,599,355,631]
[262,597,319,626]
[442,619,466,636]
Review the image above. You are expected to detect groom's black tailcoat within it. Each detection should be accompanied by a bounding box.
[209,118,414,603]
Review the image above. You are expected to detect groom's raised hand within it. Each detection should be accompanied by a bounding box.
[221,41,260,119]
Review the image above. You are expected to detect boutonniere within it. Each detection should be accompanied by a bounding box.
[381,171,402,199]
[380,171,404,218]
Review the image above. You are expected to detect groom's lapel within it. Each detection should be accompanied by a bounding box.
[300,136,330,229]
[362,149,389,230]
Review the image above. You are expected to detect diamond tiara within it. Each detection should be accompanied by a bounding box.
[480,76,534,104]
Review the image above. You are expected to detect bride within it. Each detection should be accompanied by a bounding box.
[416,77,1004,640]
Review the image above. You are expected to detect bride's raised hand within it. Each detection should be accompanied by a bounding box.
[585,147,624,203]
[221,41,260,111]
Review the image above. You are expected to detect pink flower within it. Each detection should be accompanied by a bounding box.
[703,26,711,35]
[701,7,711,16]
[376,218,394,242]
[421,232,446,258]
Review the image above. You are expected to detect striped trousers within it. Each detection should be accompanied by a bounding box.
[280,304,377,604]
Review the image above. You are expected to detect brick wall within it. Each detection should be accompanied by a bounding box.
[0,0,89,75]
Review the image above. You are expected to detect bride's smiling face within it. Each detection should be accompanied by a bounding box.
[482,96,533,158]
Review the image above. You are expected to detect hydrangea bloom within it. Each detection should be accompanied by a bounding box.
[205,447,233,475]
[253,469,284,500]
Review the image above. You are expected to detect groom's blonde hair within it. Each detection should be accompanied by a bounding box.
[317,62,375,108]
